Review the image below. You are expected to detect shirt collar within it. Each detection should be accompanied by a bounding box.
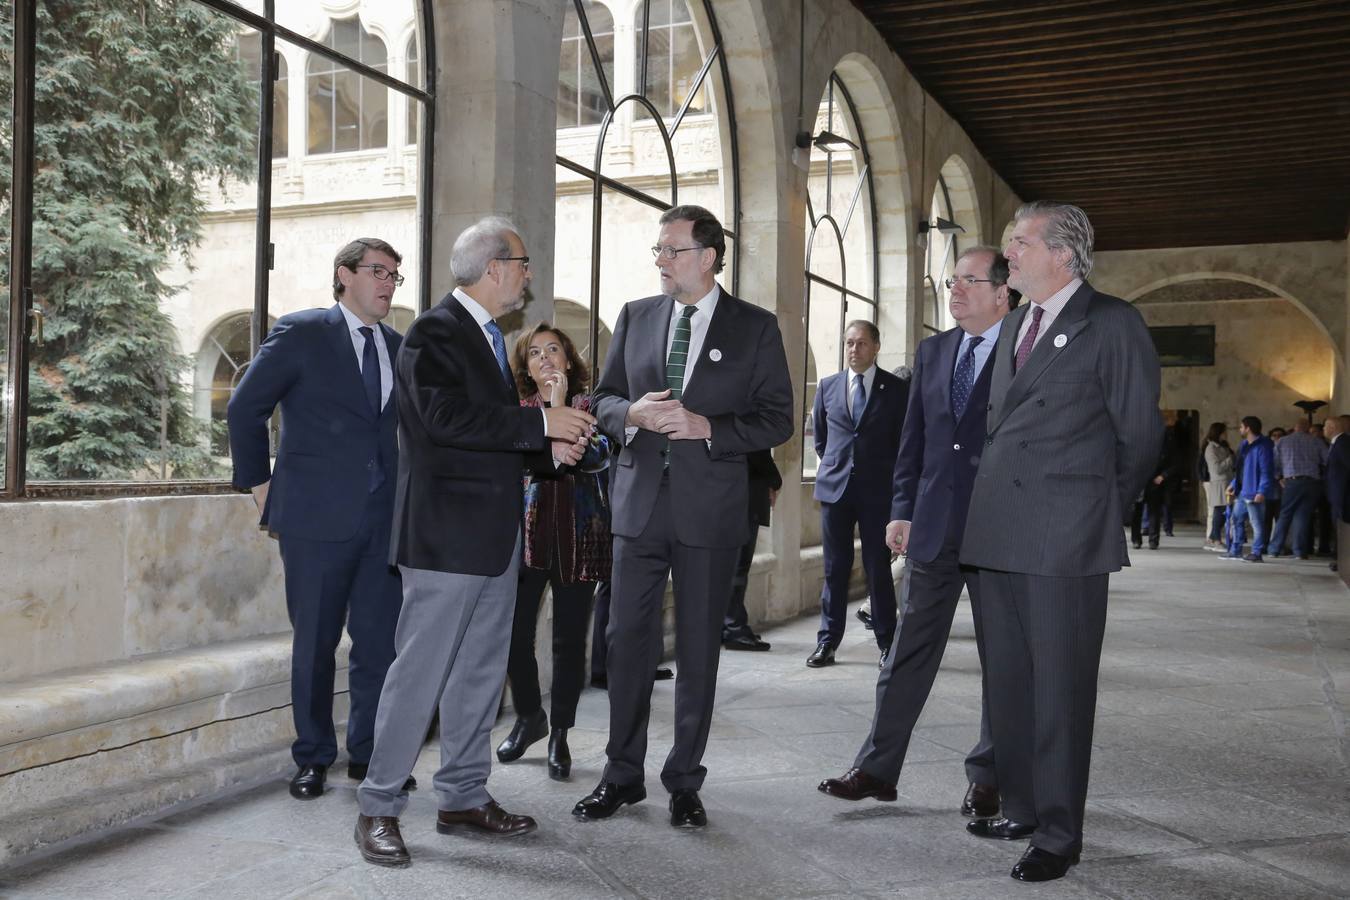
[453,287,494,328]
[963,317,1004,344]
[1030,277,1082,318]
[674,283,720,318]
[337,300,375,333]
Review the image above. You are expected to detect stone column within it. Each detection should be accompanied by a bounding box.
[429,0,564,324]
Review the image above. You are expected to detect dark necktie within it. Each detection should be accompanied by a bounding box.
[951,335,984,419]
[1014,305,1045,372]
[358,326,385,493]
[850,372,866,427]
[484,320,512,388]
[666,305,696,400]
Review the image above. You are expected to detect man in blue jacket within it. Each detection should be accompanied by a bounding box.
[1227,415,1276,562]
[228,238,407,801]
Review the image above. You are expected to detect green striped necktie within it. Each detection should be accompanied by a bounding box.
[666,305,697,399]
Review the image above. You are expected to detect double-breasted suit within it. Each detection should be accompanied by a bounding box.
[961,282,1161,858]
[812,366,909,650]
[227,303,403,771]
[854,323,1000,787]
[593,288,793,792]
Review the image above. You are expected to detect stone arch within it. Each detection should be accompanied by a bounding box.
[937,153,981,246]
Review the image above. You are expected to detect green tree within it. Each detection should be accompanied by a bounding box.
[0,0,255,479]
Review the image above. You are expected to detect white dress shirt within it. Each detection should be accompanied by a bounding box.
[845,364,877,420]
[337,300,392,411]
[664,284,720,396]
[453,287,548,438]
[953,318,1004,383]
[1015,277,1081,355]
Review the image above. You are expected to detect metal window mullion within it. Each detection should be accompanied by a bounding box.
[252,0,276,355]
[417,0,436,314]
[5,0,37,496]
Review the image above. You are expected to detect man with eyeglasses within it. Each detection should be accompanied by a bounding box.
[819,245,1016,824]
[806,319,909,671]
[228,237,409,803]
[574,204,793,829]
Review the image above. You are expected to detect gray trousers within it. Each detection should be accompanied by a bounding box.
[603,480,739,792]
[854,545,996,786]
[357,536,521,817]
[976,568,1108,858]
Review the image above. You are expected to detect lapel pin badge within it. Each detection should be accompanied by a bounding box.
[1053,333,1067,348]
[709,348,723,362]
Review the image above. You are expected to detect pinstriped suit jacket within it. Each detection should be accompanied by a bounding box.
[959,282,1162,577]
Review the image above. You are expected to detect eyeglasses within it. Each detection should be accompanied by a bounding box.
[944,275,995,289]
[495,256,530,271]
[651,244,704,261]
[354,264,405,287]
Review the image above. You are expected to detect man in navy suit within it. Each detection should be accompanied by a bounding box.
[228,237,406,801]
[808,321,909,668]
[818,246,1017,819]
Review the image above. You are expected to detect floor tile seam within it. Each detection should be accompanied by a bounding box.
[1290,571,1350,768]
[1208,842,1347,898]
[1095,797,1350,855]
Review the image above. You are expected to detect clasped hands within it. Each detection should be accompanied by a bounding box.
[543,404,596,467]
[625,389,711,441]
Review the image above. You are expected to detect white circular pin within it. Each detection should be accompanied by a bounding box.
[1053,333,1067,348]
[709,349,722,362]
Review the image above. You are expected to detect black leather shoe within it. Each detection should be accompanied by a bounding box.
[961,783,999,818]
[654,667,675,681]
[289,764,326,800]
[670,789,707,827]
[347,763,417,791]
[1010,846,1078,882]
[818,767,897,802]
[572,781,647,819]
[723,634,771,651]
[967,817,1036,840]
[548,728,571,781]
[496,709,548,763]
[806,641,836,668]
[855,606,874,630]
[354,814,410,866]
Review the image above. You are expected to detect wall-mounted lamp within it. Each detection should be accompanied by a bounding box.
[918,217,965,237]
[1294,399,1327,425]
[794,129,859,154]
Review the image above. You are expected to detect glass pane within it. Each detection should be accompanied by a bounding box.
[406,37,419,145]
[558,39,580,128]
[274,56,289,159]
[308,70,335,154]
[27,0,260,482]
[0,2,11,486]
[598,188,667,366]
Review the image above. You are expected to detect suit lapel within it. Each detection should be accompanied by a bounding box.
[989,284,1094,432]
[937,327,963,421]
[324,304,375,421]
[681,292,738,403]
[648,297,676,393]
[447,296,516,402]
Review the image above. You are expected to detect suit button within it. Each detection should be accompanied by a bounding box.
[1019,441,1028,449]
[953,443,961,450]
[1014,478,1022,487]
[985,437,993,445]
[1036,399,1045,407]
[986,403,993,411]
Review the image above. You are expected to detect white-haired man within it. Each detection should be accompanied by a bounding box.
[353,218,596,866]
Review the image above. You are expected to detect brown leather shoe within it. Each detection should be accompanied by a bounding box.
[354,814,410,867]
[961,782,1000,818]
[436,800,537,836]
[817,767,898,802]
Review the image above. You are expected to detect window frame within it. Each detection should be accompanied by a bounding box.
[3,0,436,499]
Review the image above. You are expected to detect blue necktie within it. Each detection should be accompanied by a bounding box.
[358,326,385,492]
[484,320,512,388]
[951,335,984,419]
[850,373,866,427]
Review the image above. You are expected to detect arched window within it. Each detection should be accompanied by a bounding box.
[923,173,958,334]
[235,32,287,159]
[634,0,707,121]
[558,1,615,128]
[802,73,877,479]
[197,313,275,456]
[554,0,738,380]
[307,18,388,153]
[406,34,420,145]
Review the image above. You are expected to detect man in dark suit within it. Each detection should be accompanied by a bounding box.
[352,219,595,866]
[807,321,909,668]
[961,202,1161,883]
[818,245,1016,819]
[573,205,793,828]
[228,237,406,802]
[722,449,782,651]
[1324,414,1350,572]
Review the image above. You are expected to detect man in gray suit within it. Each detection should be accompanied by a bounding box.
[960,202,1161,883]
[573,205,793,828]
[352,219,595,866]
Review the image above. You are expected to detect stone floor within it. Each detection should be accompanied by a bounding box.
[4,528,1349,899]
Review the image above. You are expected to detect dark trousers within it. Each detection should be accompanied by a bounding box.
[1270,478,1320,557]
[277,488,401,768]
[977,568,1109,858]
[506,561,596,729]
[1208,505,1226,541]
[722,523,760,640]
[1130,482,1165,547]
[590,580,611,680]
[604,480,739,792]
[1315,495,1335,555]
[818,479,897,650]
[855,541,996,786]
